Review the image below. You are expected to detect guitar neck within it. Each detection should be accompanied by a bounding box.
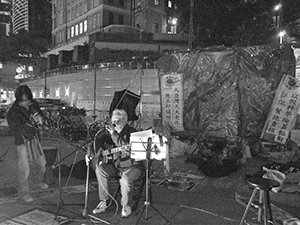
[102,145,129,156]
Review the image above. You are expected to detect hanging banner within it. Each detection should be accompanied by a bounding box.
[293,48,300,80]
[160,73,184,132]
[261,74,300,144]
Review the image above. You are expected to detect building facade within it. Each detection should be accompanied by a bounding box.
[12,0,28,33]
[133,0,181,34]
[52,0,132,47]
[51,0,184,48]
[12,0,51,41]
[0,0,11,36]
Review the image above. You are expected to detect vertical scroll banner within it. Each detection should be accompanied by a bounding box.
[293,48,300,80]
[160,73,184,132]
[261,74,300,144]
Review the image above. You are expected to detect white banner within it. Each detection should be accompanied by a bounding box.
[293,48,300,80]
[160,73,184,132]
[261,74,300,144]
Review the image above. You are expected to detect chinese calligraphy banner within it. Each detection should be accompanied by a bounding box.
[293,48,300,80]
[261,74,300,144]
[160,73,184,132]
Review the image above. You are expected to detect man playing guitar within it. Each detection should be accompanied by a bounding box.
[86,109,145,218]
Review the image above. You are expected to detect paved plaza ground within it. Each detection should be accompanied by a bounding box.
[0,125,299,225]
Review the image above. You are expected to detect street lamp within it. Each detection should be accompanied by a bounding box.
[274,3,282,30]
[279,30,286,45]
[274,3,282,11]
[274,1,283,44]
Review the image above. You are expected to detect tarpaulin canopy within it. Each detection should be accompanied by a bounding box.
[158,45,295,141]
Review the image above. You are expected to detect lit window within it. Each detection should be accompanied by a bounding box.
[75,24,79,35]
[84,20,87,32]
[168,0,172,8]
[0,63,3,69]
[154,0,159,5]
[71,26,74,37]
[79,22,83,34]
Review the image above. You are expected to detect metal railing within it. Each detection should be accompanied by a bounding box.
[44,60,158,78]
[18,60,158,82]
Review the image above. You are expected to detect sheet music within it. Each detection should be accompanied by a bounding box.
[130,130,167,161]
[130,130,153,138]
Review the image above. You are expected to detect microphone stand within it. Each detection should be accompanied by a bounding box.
[26,118,110,223]
[81,131,110,224]
[33,125,107,223]
[51,137,96,222]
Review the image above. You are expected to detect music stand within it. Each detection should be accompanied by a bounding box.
[132,136,169,225]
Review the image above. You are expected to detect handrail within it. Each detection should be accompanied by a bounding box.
[19,60,158,82]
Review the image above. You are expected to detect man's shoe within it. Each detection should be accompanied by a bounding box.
[93,200,107,214]
[22,194,34,202]
[38,182,49,189]
[121,205,132,218]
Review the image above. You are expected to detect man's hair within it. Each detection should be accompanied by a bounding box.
[15,85,33,102]
[111,109,128,124]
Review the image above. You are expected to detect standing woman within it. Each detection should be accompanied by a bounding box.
[7,85,48,202]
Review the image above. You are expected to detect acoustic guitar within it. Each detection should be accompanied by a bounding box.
[91,144,130,169]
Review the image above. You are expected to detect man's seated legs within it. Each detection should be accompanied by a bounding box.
[119,166,144,217]
[93,163,117,214]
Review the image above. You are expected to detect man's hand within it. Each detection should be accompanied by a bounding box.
[105,124,116,135]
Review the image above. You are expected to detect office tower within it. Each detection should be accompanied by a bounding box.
[0,0,12,36]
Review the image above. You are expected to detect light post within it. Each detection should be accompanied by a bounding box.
[274,1,284,45]
[274,3,282,30]
[279,30,286,45]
